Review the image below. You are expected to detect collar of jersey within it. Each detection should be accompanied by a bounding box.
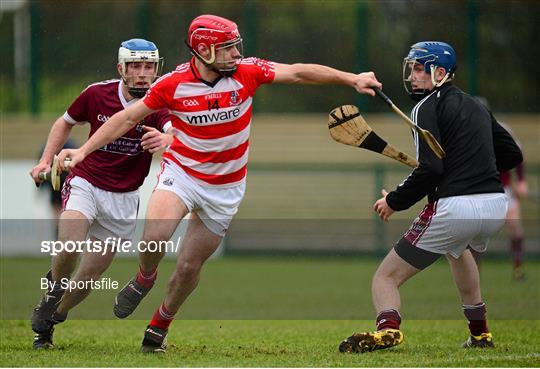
[118,80,138,108]
[190,57,222,88]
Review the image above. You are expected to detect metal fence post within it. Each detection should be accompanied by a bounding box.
[29,0,41,116]
[356,0,369,112]
[137,0,150,39]
[467,0,479,96]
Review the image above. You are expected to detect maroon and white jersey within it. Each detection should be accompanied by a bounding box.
[63,79,171,192]
[143,57,275,187]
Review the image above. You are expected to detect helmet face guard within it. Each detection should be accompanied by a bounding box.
[402,41,456,97]
[118,38,163,98]
[186,15,244,77]
[402,56,438,96]
[211,37,243,76]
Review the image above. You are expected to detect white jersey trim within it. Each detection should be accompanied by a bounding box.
[162,121,172,133]
[410,91,436,159]
[170,123,251,153]
[173,78,245,99]
[63,112,84,125]
[170,149,249,176]
[170,96,252,127]
[396,91,437,189]
[118,80,140,109]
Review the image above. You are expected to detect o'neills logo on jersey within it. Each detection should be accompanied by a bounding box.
[205,93,222,100]
[186,107,240,125]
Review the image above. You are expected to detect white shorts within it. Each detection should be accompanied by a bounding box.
[61,176,139,241]
[402,193,508,258]
[154,160,246,237]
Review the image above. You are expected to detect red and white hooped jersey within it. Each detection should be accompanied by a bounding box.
[143,57,275,187]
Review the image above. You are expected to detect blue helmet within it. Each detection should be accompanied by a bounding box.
[406,41,456,74]
[118,38,163,98]
[403,41,456,97]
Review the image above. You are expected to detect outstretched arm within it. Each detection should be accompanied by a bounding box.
[57,100,156,170]
[272,63,381,96]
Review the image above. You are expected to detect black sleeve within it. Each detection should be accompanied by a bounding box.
[385,112,444,212]
[491,114,523,172]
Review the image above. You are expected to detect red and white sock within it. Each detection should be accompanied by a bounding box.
[136,265,157,289]
[150,302,175,330]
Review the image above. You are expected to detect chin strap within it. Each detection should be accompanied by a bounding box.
[430,64,452,87]
[121,78,148,99]
[185,40,239,78]
[128,87,147,98]
[185,39,217,66]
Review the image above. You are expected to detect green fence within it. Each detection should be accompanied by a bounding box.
[1,0,538,114]
[224,163,540,257]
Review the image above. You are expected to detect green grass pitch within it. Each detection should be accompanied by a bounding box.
[1,256,539,367]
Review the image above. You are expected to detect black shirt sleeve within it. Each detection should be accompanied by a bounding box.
[491,114,523,172]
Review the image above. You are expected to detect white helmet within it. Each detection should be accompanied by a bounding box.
[118,38,163,98]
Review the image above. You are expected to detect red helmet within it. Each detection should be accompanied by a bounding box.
[186,14,243,73]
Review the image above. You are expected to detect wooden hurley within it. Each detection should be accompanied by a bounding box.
[375,88,445,160]
[38,155,71,191]
[328,105,418,168]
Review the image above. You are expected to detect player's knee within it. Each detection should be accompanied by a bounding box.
[507,222,524,238]
[141,228,172,244]
[173,260,201,282]
[75,268,103,283]
[53,250,79,265]
[372,265,408,287]
[372,268,395,286]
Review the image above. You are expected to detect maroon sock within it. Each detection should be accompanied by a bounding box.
[376,309,401,331]
[463,302,489,336]
[150,303,175,330]
[510,237,524,269]
[136,265,157,288]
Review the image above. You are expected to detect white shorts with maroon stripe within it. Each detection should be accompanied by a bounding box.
[403,193,508,258]
[154,159,245,237]
[62,176,139,241]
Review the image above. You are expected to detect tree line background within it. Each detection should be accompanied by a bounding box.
[0,0,538,114]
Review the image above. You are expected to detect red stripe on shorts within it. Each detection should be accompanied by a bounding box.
[153,160,167,192]
[60,174,74,212]
[403,201,438,246]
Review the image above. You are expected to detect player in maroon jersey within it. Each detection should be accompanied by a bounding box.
[471,99,529,280]
[500,162,528,280]
[57,15,382,352]
[29,39,173,349]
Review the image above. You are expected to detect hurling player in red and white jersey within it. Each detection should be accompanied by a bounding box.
[29,39,173,349]
[58,15,382,352]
